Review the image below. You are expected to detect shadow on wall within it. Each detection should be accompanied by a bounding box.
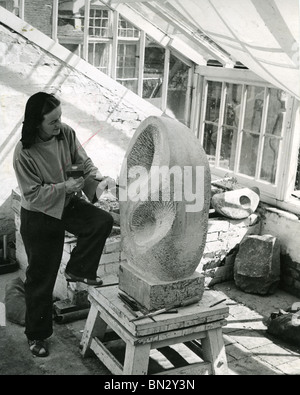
[0,23,144,167]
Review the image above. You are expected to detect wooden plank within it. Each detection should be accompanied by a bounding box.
[83,0,90,61]
[90,301,138,345]
[89,286,229,337]
[151,331,206,350]
[90,338,123,375]
[81,304,108,357]
[91,293,227,342]
[147,321,226,348]
[123,343,151,375]
[153,362,212,375]
[52,0,58,41]
[201,328,228,375]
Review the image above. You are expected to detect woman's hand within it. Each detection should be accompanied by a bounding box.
[65,177,85,194]
[95,176,116,199]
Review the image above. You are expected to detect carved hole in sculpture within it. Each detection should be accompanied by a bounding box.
[130,201,176,248]
[239,195,251,208]
[127,125,159,174]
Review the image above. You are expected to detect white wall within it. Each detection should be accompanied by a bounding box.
[0,20,162,240]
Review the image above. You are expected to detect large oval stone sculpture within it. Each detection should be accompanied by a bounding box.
[118,116,211,310]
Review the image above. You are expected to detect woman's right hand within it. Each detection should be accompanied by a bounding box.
[65,177,85,194]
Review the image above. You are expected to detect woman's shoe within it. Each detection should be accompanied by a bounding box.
[64,271,103,286]
[28,339,49,357]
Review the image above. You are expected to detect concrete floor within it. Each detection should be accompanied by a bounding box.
[1,269,300,376]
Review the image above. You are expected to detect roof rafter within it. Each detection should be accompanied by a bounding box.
[100,0,208,65]
[144,1,234,65]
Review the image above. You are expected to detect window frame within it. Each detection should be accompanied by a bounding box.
[196,65,300,214]
[86,5,113,76]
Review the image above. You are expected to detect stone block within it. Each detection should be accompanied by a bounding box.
[119,261,204,311]
[211,187,260,219]
[234,234,281,295]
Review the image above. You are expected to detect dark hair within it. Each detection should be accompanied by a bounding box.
[20,92,61,149]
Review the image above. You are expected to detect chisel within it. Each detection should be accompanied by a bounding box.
[129,296,201,322]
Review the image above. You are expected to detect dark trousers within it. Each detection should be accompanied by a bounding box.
[20,196,113,341]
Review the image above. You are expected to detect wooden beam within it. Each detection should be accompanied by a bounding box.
[19,0,24,19]
[83,0,90,61]
[111,10,119,80]
[138,30,146,97]
[52,0,58,42]
[161,47,170,112]
[99,0,206,65]
[145,2,233,66]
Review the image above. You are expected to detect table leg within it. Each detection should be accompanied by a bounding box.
[123,343,151,375]
[81,303,108,357]
[201,328,228,375]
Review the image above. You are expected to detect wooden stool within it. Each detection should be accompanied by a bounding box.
[81,285,229,375]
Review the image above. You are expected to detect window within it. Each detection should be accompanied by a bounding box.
[88,42,110,74]
[143,41,165,107]
[118,15,139,38]
[89,8,110,38]
[167,54,191,124]
[87,7,112,74]
[116,43,138,93]
[197,66,298,208]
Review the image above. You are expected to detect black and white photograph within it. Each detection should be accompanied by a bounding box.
[0,0,299,378]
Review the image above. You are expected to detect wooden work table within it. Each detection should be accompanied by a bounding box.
[81,285,229,375]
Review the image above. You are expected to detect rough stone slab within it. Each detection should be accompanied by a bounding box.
[234,234,281,295]
[119,262,204,311]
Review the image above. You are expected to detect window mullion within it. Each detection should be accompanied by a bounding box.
[161,48,170,112]
[111,10,118,80]
[83,0,90,61]
[199,78,208,145]
[137,30,145,97]
[234,84,247,173]
[255,87,269,180]
[215,82,226,167]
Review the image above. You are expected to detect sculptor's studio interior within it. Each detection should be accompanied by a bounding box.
[0,0,300,376]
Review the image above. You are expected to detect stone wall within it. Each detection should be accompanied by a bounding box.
[0,20,162,242]
[197,214,262,286]
[24,0,53,37]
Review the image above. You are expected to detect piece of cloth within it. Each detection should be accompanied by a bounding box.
[5,277,26,326]
[20,197,113,341]
[13,123,99,220]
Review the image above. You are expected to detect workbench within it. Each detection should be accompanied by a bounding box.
[81,285,229,375]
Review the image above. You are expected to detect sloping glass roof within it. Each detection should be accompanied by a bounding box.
[106,0,300,99]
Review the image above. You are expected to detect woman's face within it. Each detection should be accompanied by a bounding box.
[38,105,62,141]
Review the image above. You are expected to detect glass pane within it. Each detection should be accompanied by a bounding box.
[117,44,137,79]
[89,8,110,37]
[294,148,300,192]
[118,15,140,38]
[243,86,265,132]
[88,42,109,74]
[266,89,285,137]
[143,42,165,100]
[239,132,259,177]
[205,81,222,122]
[118,80,138,94]
[220,127,237,171]
[167,54,190,123]
[203,123,217,164]
[260,137,280,184]
[223,84,242,127]
[58,1,84,42]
